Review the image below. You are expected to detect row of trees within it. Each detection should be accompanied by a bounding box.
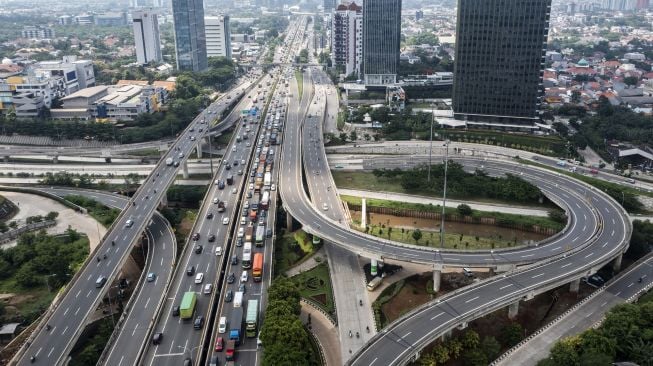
[65,195,120,227]
[420,325,524,366]
[259,278,317,366]
[373,163,545,204]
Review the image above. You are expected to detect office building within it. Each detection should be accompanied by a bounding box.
[133,9,163,64]
[205,15,232,58]
[362,0,402,85]
[452,0,551,126]
[415,10,424,20]
[331,2,363,77]
[324,0,337,11]
[58,15,73,25]
[21,26,55,39]
[172,0,208,71]
[95,12,128,26]
[33,56,95,92]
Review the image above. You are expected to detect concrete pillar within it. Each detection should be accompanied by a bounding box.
[52,155,58,164]
[570,278,580,293]
[432,269,441,293]
[286,211,293,231]
[508,301,520,320]
[159,193,168,208]
[613,253,623,272]
[182,161,189,179]
[441,329,452,341]
[361,198,367,230]
[196,143,203,159]
[3,155,9,162]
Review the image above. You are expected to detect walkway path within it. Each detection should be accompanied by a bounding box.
[285,246,326,277]
[0,191,105,250]
[338,188,550,217]
[300,301,342,366]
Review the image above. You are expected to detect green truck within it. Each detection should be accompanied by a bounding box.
[180,291,197,319]
[246,299,259,338]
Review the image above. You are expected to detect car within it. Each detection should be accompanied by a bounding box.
[249,183,254,190]
[178,152,184,158]
[222,217,230,225]
[238,170,243,176]
[125,219,134,228]
[323,203,329,211]
[95,276,107,288]
[241,159,246,165]
[187,266,195,276]
[194,316,204,329]
[206,212,214,219]
[225,163,231,170]
[190,136,196,141]
[244,201,250,209]
[242,207,248,216]
[240,216,246,225]
[214,337,224,352]
[203,284,213,294]
[152,332,163,345]
[237,227,244,238]
[237,237,243,247]
[192,233,200,241]
[225,290,234,302]
[231,255,238,265]
[183,358,192,366]
[233,160,238,166]
[238,283,246,293]
[173,161,180,167]
[266,228,273,238]
[217,181,225,190]
[215,246,222,255]
[213,197,219,204]
[232,188,238,194]
[227,272,235,284]
[246,142,251,147]
[208,234,216,242]
[241,271,249,283]
[246,191,252,198]
[271,184,276,191]
[232,146,237,152]
[194,244,203,254]
[172,305,180,317]
[147,272,156,282]
[195,273,204,284]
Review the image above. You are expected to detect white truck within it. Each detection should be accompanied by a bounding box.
[165,157,174,166]
[233,291,244,308]
[264,172,272,188]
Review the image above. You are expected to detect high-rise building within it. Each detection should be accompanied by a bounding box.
[452,0,551,126]
[323,0,337,12]
[21,26,55,39]
[172,0,208,71]
[331,2,363,77]
[205,15,232,59]
[362,0,401,85]
[133,9,163,64]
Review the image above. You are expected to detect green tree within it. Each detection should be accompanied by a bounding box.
[15,263,40,288]
[461,330,480,349]
[457,204,472,216]
[45,211,59,221]
[462,349,487,366]
[446,339,463,359]
[412,229,423,244]
[624,76,639,87]
[349,130,358,141]
[499,322,523,348]
[480,336,501,360]
[432,343,450,364]
[571,90,581,104]
[549,338,580,366]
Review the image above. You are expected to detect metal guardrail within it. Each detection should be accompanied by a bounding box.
[304,324,328,366]
[301,298,336,327]
[0,220,56,244]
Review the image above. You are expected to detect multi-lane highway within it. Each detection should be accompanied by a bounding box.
[13,74,257,365]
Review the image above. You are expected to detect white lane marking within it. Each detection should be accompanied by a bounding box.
[62,326,68,335]
[550,246,561,251]
[430,313,443,321]
[532,273,545,279]
[465,296,479,303]
[561,263,573,268]
[521,254,534,258]
[75,290,81,298]
[87,290,92,297]
[75,307,80,316]
[144,297,151,309]
[627,283,634,288]
[584,252,594,259]
[499,284,513,290]
[63,307,69,316]
[403,332,412,338]
[47,347,54,358]
[600,301,607,307]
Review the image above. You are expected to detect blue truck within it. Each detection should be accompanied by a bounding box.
[229,307,244,345]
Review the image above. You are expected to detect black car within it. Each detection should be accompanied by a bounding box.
[183,358,192,366]
[192,233,200,241]
[227,272,235,284]
[233,160,239,166]
[172,305,180,317]
[194,316,204,330]
[206,212,214,219]
[225,163,231,170]
[238,283,246,294]
[266,228,273,238]
[231,255,238,265]
[208,234,216,242]
[152,332,163,344]
[225,290,233,302]
[194,244,203,254]
[237,238,243,247]
[187,266,195,276]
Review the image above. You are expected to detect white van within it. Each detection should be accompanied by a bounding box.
[462,268,474,277]
[218,317,227,334]
[241,271,249,283]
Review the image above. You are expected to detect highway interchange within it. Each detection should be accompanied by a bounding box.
[4,13,641,366]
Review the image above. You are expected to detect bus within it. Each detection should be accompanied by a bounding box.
[252,253,263,282]
[242,242,252,269]
[255,225,265,247]
[246,299,259,338]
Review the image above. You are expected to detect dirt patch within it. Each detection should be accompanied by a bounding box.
[311,293,327,305]
[382,275,433,322]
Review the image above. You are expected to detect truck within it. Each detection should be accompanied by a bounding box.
[255,225,265,246]
[246,299,259,338]
[260,191,270,210]
[245,225,254,241]
[165,157,174,166]
[249,209,257,222]
[264,172,272,188]
[180,291,197,319]
[225,340,236,361]
[229,307,244,345]
[217,200,226,212]
[233,291,244,308]
[252,253,263,281]
[242,242,252,268]
[226,175,234,185]
[366,277,383,291]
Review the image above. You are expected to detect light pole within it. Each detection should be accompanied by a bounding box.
[44,274,57,293]
[428,103,435,182]
[440,140,450,248]
[178,345,201,360]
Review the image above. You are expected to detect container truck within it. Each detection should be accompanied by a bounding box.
[180,291,197,319]
[263,173,272,189]
[260,191,270,210]
[252,253,263,281]
[229,307,244,345]
[245,225,254,241]
[246,299,259,338]
[165,157,174,166]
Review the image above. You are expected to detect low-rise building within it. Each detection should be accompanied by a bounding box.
[21,26,55,40]
[51,85,109,120]
[12,91,46,118]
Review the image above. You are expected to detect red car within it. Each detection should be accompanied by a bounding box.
[214,337,224,352]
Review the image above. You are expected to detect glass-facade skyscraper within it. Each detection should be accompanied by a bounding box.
[362,0,402,85]
[453,0,551,126]
[172,0,208,72]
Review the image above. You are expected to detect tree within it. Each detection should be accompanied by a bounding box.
[412,229,423,244]
[15,263,40,288]
[432,344,450,364]
[499,322,523,348]
[446,339,463,359]
[457,204,472,216]
[549,338,580,366]
[349,130,358,141]
[339,132,348,142]
[571,90,581,104]
[480,336,501,360]
[548,210,568,224]
[461,330,480,349]
[462,349,487,366]
[45,211,59,221]
[624,76,639,87]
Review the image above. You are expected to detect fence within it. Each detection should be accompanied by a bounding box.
[0,220,56,244]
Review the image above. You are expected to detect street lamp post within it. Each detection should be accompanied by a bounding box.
[440,140,450,248]
[428,104,435,182]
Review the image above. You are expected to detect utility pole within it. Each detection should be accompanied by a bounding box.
[440,140,450,248]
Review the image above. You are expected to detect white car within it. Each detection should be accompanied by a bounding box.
[232,146,237,152]
[244,201,250,209]
[237,227,244,238]
[241,271,249,283]
[249,183,254,190]
[271,184,276,191]
[203,284,212,294]
[240,216,246,225]
[195,273,204,284]
[215,246,222,256]
[125,219,134,228]
[322,203,329,211]
[231,188,238,194]
[213,197,219,204]
[222,217,229,225]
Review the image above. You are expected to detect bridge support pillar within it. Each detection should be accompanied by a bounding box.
[3,155,8,162]
[52,155,58,164]
[159,192,168,208]
[286,211,294,231]
[196,143,203,159]
[457,322,468,330]
[441,329,452,341]
[182,161,189,179]
[508,301,520,319]
[612,253,623,272]
[570,278,580,293]
[432,269,441,293]
[361,198,367,230]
